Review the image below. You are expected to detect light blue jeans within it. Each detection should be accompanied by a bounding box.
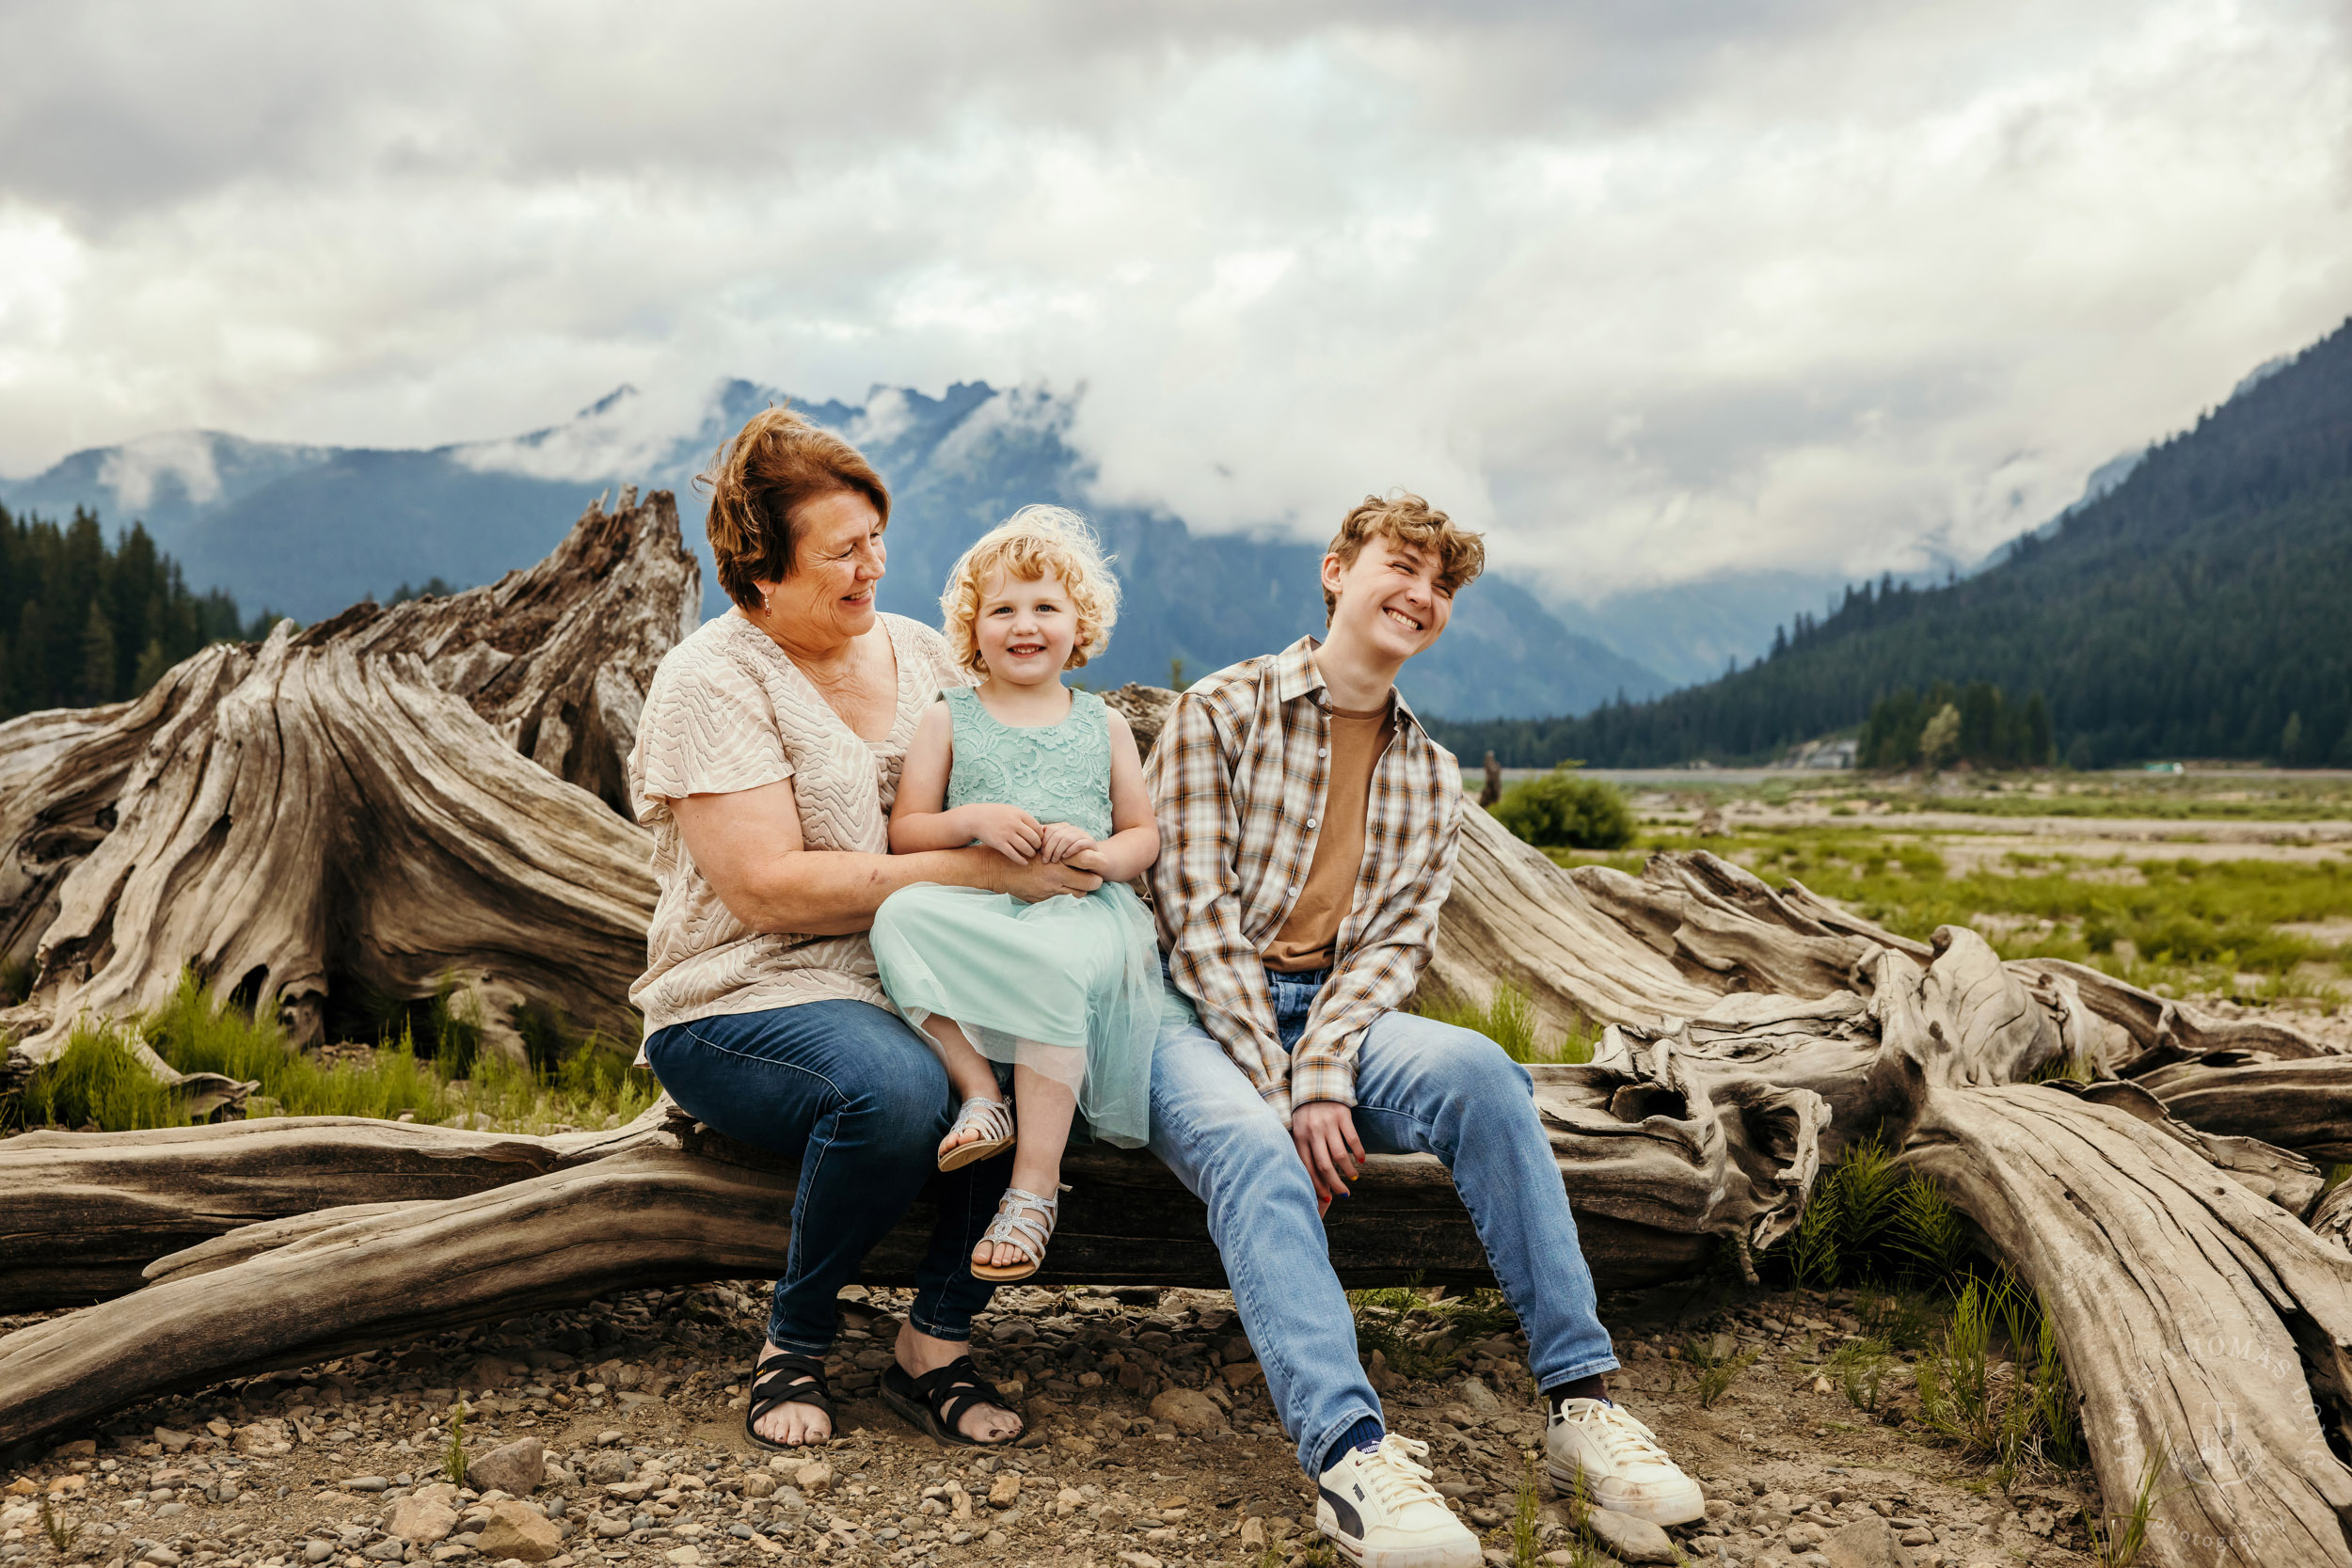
[1148,968,1620,1477]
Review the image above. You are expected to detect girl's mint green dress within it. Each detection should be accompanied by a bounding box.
[871,687,1157,1148]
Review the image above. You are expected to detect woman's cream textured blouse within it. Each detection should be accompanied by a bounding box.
[626,610,964,1037]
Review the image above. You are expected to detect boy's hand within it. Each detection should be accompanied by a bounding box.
[958,804,1045,863]
[1038,823,1096,863]
[1291,1101,1364,1209]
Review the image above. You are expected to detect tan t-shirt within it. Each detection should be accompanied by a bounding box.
[1262,697,1397,974]
[626,610,965,1039]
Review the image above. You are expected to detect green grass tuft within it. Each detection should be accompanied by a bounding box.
[1348,1282,1524,1382]
[444,1401,470,1485]
[1768,1144,1973,1291]
[1508,1449,1545,1567]
[12,1020,188,1132]
[40,1497,80,1555]
[1915,1272,2083,1486]
[1680,1335,1761,1409]
[5,971,655,1135]
[1414,981,1597,1065]
[1888,1174,1973,1282]
[1828,1337,1894,1414]
[2083,1448,2167,1568]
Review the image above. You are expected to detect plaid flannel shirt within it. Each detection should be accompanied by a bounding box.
[1145,636,1465,1119]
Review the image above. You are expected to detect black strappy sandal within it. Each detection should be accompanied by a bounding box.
[880,1355,1023,1448]
[744,1347,835,1451]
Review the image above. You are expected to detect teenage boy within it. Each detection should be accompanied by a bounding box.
[1143,495,1704,1568]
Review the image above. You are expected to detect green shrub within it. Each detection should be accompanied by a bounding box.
[1490,769,1635,850]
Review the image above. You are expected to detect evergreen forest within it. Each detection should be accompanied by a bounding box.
[1431,314,2352,769]
[0,505,278,722]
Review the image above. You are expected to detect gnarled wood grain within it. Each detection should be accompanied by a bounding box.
[2122,1053,2352,1164]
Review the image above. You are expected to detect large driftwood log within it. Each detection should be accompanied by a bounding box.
[0,1040,1824,1316]
[2119,1052,2352,1164]
[0,1114,637,1310]
[0,1052,1827,1441]
[6,511,2352,1562]
[1901,1084,2352,1563]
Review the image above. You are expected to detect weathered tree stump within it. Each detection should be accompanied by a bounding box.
[2,498,2348,1564]
[0,491,691,1064]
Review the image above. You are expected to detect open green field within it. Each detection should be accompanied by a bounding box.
[1542,768,2352,1015]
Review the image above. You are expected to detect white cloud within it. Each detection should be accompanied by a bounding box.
[96,431,225,510]
[1,0,2347,599]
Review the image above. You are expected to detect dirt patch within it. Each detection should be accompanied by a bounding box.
[3,1280,2100,1568]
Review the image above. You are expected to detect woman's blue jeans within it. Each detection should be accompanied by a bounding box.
[645,1000,1008,1354]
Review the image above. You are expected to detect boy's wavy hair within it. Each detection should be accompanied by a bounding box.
[940,506,1120,675]
[1324,492,1486,622]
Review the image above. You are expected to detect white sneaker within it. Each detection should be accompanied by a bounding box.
[1545,1398,1705,1525]
[1315,1433,1483,1568]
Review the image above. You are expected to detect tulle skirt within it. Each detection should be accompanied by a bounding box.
[870,879,1159,1148]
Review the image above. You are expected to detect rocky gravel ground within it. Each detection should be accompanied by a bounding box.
[3,1276,2098,1568]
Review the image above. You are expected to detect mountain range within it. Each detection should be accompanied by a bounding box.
[1,380,1678,721]
[1428,315,2352,768]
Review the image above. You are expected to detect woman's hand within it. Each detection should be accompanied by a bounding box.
[1038,823,1096,863]
[956,804,1045,863]
[997,859,1104,903]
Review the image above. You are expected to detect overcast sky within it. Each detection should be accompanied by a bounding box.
[3,0,2348,599]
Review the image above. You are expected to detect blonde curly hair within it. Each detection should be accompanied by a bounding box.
[940,506,1120,675]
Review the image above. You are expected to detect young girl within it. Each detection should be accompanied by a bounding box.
[869,506,1161,1285]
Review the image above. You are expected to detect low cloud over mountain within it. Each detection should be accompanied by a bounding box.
[1,380,1673,721]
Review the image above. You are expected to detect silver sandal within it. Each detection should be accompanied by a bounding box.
[938,1095,1014,1172]
[970,1185,1060,1283]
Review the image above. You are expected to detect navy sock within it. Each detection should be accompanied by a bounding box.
[1543,1374,1611,1417]
[1319,1416,1385,1475]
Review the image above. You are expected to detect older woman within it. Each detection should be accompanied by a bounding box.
[627,405,1101,1450]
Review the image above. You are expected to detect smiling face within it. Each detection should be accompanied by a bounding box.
[1321,532,1454,664]
[972,567,1079,687]
[756,489,887,649]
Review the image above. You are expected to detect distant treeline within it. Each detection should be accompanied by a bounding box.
[1858,682,2052,770]
[1430,314,2352,770]
[0,506,278,722]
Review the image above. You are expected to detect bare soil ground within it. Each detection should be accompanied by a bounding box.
[4,1277,2098,1568]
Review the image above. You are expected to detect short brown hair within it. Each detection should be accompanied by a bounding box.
[1324,492,1485,620]
[700,404,891,612]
